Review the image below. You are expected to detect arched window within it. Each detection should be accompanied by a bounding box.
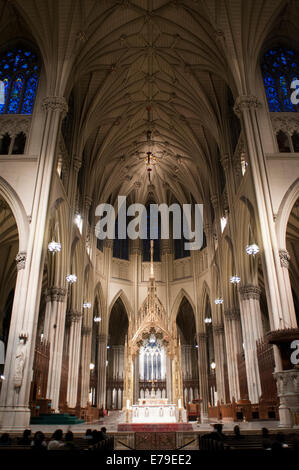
[262,46,299,112]
[113,218,129,260]
[0,46,40,115]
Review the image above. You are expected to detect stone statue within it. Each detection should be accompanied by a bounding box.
[14,338,26,389]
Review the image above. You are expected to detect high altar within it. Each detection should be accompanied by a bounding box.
[122,241,187,424]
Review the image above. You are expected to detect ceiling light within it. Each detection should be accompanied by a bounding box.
[211,362,216,370]
[94,316,101,323]
[214,298,223,305]
[230,275,240,284]
[204,317,212,324]
[90,363,95,371]
[48,241,61,253]
[246,244,260,256]
[66,274,77,284]
[83,302,91,309]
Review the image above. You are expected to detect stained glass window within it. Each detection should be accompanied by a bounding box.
[262,47,299,112]
[0,47,40,115]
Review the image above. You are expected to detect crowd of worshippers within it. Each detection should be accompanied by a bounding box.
[0,427,110,451]
[200,424,299,452]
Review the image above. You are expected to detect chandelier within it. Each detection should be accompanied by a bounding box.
[229,275,241,284]
[66,274,77,284]
[83,302,91,309]
[204,317,212,324]
[94,316,101,323]
[214,298,224,305]
[48,240,61,253]
[246,244,260,256]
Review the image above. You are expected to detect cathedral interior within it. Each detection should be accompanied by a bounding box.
[0,0,299,440]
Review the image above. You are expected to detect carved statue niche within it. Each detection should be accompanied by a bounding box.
[14,337,27,389]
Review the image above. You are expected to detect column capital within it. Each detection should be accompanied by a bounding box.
[73,156,82,173]
[81,326,92,336]
[239,284,261,301]
[42,96,68,115]
[213,324,225,335]
[66,310,82,324]
[15,251,27,270]
[103,239,113,249]
[220,153,230,172]
[234,95,262,117]
[97,333,108,343]
[160,239,172,255]
[131,238,142,255]
[84,195,93,208]
[196,332,207,343]
[210,194,219,209]
[279,249,290,268]
[224,308,240,321]
[45,286,67,303]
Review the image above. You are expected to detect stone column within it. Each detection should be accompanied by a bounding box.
[133,355,139,404]
[80,326,92,408]
[223,308,243,401]
[0,96,67,430]
[166,355,172,402]
[274,369,299,428]
[279,250,297,328]
[97,333,108,409]
[44,286,67,412]
[239,285,263,403]
[197,332,209,422]
[66,310,83,408]
[212,324,227,403]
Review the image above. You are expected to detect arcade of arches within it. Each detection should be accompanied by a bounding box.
[0,0,299,430]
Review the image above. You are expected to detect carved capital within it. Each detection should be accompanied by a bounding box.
[15,252,27,270]
[224,308,240,321]
[42,96,68,115]
[66,310,82,324]
[279,249,290,268]
[45,286,66,303]
[81,326,92,336]
[97,333,108,344]
[213,324,225,335]
[239,285,261,301]
[220,154,230,172]
[196,332,207,343]
[234,95,262,117]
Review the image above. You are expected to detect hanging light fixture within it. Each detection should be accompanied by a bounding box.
[48,240,61,253]
[246,244,260,256]
[210,361,216,370]
[204,317,212,324]
[83,302,91,309]
[89,363,95,371]
[214,298,224,305]
[230,275,241,284]
[66,274,77,284]
[94,316,101,323]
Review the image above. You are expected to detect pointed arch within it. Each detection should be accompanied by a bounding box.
[108,289,132,322]
[276,178,299,250]
[170,288,196,325]
[0,175,29,252]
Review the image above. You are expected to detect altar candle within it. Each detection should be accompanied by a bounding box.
[178,398,182,408]
[126,399,130,409]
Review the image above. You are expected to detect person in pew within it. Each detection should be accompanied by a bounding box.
[233,425,244,440]
[0,433,11,446]
[202,424,227,442]
[99,427,108,440]
[64,431,78,450]
[48,429,65,450]
[18,429,31,445]
[261,427,271,450]
[31,431,47,451]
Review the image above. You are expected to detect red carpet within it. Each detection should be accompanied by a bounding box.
[118,423,192,432]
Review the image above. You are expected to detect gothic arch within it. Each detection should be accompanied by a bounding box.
[108,289,132,324]
[0,176,29,253]
[275,178,299,250]
[170,288,196,326]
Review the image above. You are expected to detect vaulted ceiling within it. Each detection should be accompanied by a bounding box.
[1,0,298,208]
